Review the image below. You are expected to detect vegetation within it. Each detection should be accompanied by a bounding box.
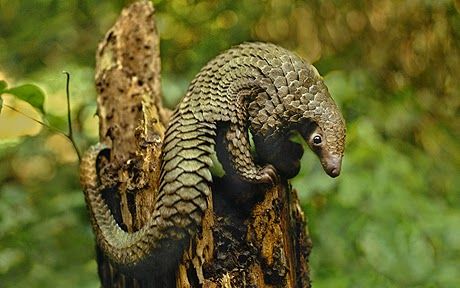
[0,0,458,287]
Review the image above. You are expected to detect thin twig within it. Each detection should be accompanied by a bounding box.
[4,103,81,161]
[64,72,73,139]
[63,71,81,162]
[2,103,67,135]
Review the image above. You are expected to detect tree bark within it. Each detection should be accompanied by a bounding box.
[90,1,311,287]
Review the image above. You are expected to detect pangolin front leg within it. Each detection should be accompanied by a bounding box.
[223,122,278,185]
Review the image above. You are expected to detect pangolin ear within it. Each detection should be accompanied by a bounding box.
[297,121,318,142]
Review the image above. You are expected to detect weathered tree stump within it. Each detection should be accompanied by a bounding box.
[88,1,311,287]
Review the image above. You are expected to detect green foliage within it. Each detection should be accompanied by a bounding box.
[0,82,46,114]
[0,0,458,287]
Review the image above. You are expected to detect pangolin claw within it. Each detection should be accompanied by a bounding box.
[259,164,279,186]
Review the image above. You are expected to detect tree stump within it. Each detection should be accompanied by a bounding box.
[88,1,312,287]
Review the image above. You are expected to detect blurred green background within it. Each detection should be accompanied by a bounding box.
[0,0,459,287]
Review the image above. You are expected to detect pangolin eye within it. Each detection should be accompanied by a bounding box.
[313,135,322,145]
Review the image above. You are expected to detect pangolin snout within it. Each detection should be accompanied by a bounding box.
[322,154,342,178]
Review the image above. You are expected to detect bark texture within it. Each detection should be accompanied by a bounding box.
[92,1,311,287]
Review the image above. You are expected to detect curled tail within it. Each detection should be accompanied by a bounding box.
[80,119,215,274]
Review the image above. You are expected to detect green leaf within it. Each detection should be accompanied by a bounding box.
[209,151,225,177]
[0,80,7,92]
[44,113,68,132]
[0,80,5,114]
[4,84,45,114]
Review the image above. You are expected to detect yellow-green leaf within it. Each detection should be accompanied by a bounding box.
[4,84,45,114]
